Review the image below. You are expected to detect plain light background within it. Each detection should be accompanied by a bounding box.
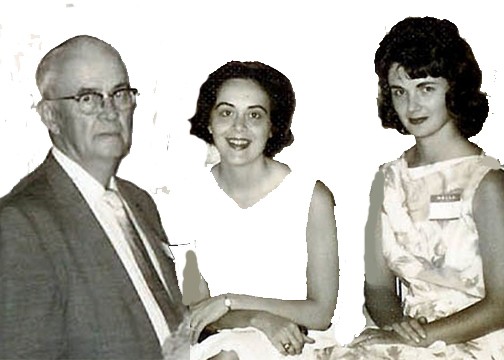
[1,0,502,344]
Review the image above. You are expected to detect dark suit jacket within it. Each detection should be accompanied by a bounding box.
[0,154,186,359]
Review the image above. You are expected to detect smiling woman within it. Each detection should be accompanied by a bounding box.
[208,78,272,171]
[161,61,340,360]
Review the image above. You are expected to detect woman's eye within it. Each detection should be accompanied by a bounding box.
[220,109,232,117]
[422,86,435,93]
[392,89,405,97]
[249,112,261,119]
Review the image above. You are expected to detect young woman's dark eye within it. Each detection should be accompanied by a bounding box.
[391,89,405,97]
[249,112,262,119]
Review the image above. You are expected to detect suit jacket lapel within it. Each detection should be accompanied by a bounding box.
[42,154,162,332]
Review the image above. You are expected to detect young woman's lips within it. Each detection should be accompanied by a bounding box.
[409,116,428,125]
[226,138,251,150]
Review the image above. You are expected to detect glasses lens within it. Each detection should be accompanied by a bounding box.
[78,93,102,114]
[113,89,136,110]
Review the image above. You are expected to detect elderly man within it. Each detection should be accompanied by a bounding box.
[0,35,187,359]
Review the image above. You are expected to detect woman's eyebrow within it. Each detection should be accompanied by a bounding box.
[214,102,235,108]
[248,105,269,113]
[416,80,439,87]
[389,84,405,91]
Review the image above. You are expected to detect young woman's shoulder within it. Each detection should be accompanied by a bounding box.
[269,159,291,176]
[476,167,504,198]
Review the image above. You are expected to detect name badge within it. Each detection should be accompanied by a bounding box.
[428,193,461,220]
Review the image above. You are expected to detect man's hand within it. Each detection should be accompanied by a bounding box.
[162,315,190,360]
[190,295,229,345]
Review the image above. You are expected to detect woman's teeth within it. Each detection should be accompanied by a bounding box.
[227,138,251,150]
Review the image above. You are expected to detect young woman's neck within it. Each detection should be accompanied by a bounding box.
[215,156,272,191]
[410,124,479,167]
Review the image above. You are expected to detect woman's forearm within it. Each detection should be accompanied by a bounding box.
[420,296,504,346]
[209,309,263,331]
[365,285,504,347]
[225,294,335,330]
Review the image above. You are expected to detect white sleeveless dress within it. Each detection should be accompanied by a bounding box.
[162,167,338,360]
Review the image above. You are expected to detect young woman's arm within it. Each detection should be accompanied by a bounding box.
[364,170,405,327]
[411,169,504,346]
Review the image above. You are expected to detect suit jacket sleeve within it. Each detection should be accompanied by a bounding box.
[0,205,66,358]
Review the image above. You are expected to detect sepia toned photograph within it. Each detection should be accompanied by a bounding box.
[1,1,503,359]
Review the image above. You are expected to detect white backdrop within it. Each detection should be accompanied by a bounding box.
[1,0,502,345]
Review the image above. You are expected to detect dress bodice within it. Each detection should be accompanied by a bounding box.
[164,167,317,300]
[380,154,500,320]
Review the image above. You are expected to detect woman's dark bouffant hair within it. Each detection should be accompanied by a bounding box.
[375,17,488,138]
[189,61,295,157]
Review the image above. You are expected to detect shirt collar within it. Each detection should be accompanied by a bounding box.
[51,146,117,204]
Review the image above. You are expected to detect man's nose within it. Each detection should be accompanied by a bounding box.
[98,97,119,121]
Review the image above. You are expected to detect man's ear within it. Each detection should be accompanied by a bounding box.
[37,100,60,135]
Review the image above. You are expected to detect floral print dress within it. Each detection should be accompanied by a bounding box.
[324,154,504,360]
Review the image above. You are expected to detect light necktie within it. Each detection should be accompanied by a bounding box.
[103,189,180,332]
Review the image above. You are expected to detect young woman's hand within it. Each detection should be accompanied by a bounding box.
[189,296,228,345]
[251,312,314,356]
[384,316,427,344]
[349,328,405,347]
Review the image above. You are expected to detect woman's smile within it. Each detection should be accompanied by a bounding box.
[226,137,251,150]
[209,78,272,166]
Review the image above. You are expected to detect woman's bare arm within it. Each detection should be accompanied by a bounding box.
[364,170,405,327]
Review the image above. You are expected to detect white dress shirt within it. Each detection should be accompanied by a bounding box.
[52,147,170,344]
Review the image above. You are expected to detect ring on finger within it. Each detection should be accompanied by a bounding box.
[283,342,292,351]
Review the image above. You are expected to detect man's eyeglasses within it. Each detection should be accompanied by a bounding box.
[44,88,139,115]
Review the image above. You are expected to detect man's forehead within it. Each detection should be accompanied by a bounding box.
[50,44,128,93]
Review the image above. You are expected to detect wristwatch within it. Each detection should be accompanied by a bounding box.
[223,295,232,311]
